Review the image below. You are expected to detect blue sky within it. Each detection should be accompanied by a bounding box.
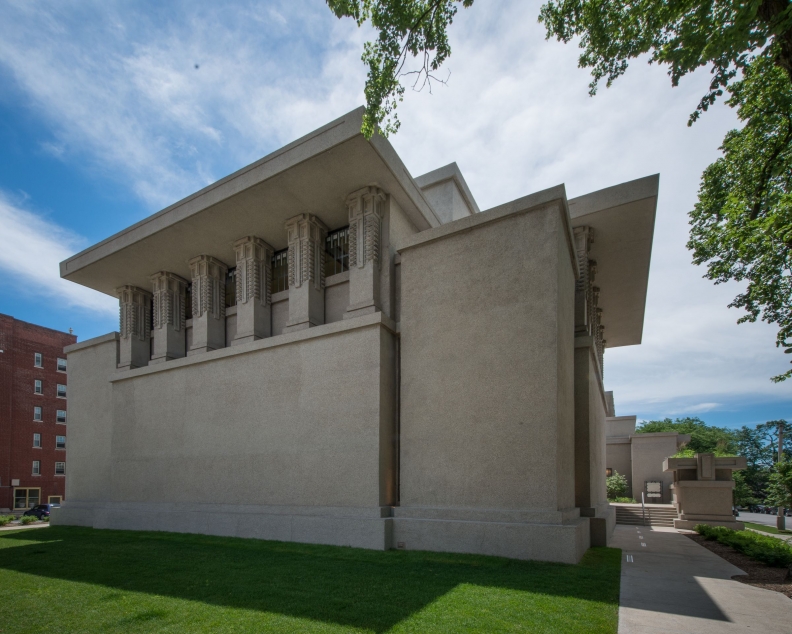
[0,0,789,429]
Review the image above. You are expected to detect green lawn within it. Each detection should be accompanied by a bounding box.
[743,521,792,536]
[0,526,620,633]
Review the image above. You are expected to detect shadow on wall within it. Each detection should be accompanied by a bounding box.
[0,527,619,633]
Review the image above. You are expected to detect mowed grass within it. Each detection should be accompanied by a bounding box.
[0,526,620,633]
[743,521,792,536]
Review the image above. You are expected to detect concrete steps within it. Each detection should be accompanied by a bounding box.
[615,504,678,527]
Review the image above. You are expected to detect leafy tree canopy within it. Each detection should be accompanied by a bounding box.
[330,0,792,379]
[326,0,474,138]
[636,416,739,454]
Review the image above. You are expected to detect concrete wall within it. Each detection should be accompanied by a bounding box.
[606,440,633,496]
[55,316,398,549]
[631,433,679,504]
[61,334,118,517]
[419,180,475,224]
[394,199,588,563]
[606,415,636,437]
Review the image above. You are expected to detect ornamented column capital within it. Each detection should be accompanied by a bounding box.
[188,255,228,320]
[116,285,151,370]
[232,236,274,344]
[346,186,386,270]
[233,236,274,306]
[573,225,605,376]
[285,213,328,291]
[116,285,152,341]
[150,271,188,332]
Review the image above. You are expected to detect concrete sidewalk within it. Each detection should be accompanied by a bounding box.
[612,524,792,633]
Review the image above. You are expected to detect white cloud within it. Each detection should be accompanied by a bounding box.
[0,0,788,419]
[0,192,117,316]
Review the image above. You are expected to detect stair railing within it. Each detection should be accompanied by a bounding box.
[641,492,646,526]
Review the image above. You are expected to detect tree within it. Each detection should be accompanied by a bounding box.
[765,459,792,509]
[326,0,474,138]
[330,0,792,379]
[636,417,739,455]
[606,470,629,499]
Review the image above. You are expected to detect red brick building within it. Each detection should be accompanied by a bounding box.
[0,314,76,511]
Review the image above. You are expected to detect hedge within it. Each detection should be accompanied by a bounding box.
[695,524,792,568]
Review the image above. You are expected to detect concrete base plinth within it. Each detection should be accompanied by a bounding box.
[391,515,590,564]
[674,519,745,531]
[51,501,393,551]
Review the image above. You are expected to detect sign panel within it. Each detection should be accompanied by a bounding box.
[645,481,663,499]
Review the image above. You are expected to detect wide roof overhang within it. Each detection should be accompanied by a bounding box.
[60,107,441,297]
[568,174,659,348]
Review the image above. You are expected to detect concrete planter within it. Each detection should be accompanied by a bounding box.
[663,454,747,530]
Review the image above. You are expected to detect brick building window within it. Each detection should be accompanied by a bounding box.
[34,352,42,367]
[57,384,66,398]
[55,462,66,475]
[33,433,41,448]
[32,461,40,475]
[33,406,42,421]
[14,488,39,509]
[34,379,42,394]
[56,436,66,449]
[57,358,67,372]
[56,410,67,424]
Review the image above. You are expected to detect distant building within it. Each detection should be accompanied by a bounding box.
[0,314,76,511]
[605,392,689,504]
[55,108,657,564]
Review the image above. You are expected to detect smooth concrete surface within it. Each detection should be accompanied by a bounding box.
[612,525,792,633]
[631,433,680,504]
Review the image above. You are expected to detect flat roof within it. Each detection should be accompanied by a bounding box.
[60,108,441,296]
[569,175,658,348]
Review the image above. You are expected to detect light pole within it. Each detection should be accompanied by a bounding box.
[778,422,786,532]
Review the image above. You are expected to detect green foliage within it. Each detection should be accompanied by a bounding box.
[695,523,792,567]
[0,516,14,527]
[743,521,792,535]
[0,526,622,633]
[689,56,792,381]
[636,417,739,454]
[326,0,474,138]
[737,420,792,468]
[765,458,792,508]
[18,516,37,525]
[608,497,637,503]
[606,470,628,499]
[538,1,792,123]
[733,470,760,507]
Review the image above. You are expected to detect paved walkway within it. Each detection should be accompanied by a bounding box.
[612,524,792,633]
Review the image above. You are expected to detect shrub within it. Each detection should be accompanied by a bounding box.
[606,471,628,498]
[609,497,638,503]
[42,516,50,522]
[0,515,15,527]
[19,515,38,525]
[695,524,792,567]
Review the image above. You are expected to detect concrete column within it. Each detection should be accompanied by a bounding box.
[345,186,386,318]
[116,285,151,370]
[284,213,327,333]
[150,272,188,364]
[188,255,227,354]
[233,236,273,345]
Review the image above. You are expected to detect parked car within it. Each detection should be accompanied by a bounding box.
[22,504,51,520]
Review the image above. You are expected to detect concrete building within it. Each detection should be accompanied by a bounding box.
[605,396,690,504]
[54,108,657,564]
[0,314,75,511]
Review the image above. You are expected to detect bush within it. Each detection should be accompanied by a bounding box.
[0,515,15,527]
[695,524,792,567]
[606,471,628,498]
[609,497,638,503]
[42,515,50,522]
[19,515,38,525]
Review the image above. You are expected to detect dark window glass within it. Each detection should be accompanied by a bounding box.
[326,227,349,276]
[185,284,193,320]
[272,250,289,294]
[225,267,237,307]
